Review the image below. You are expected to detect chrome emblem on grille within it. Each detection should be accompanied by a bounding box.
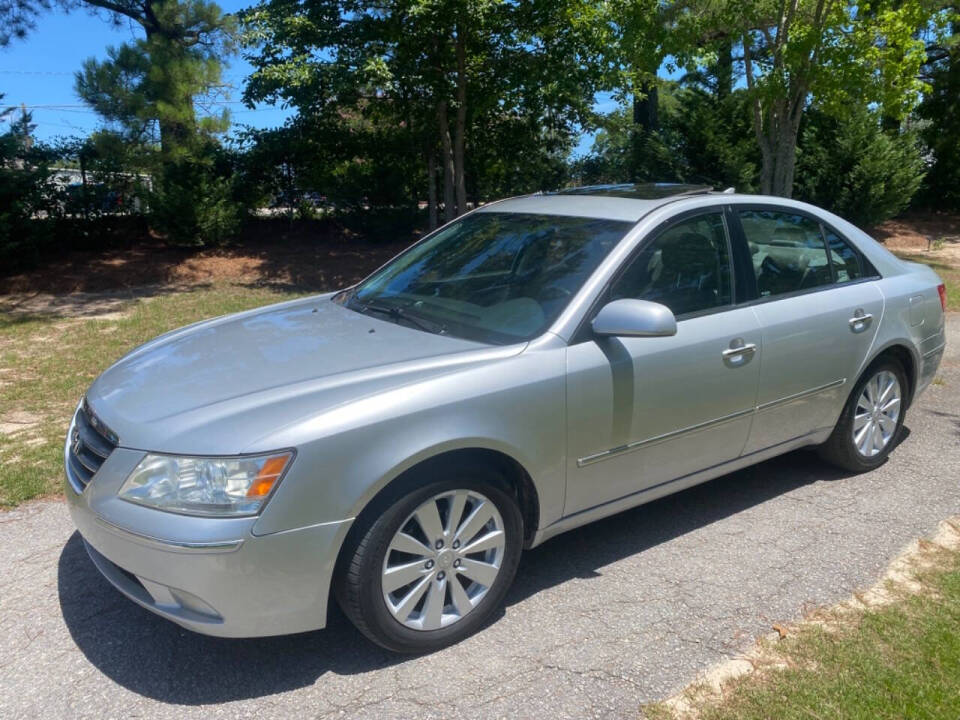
[81,397,119,445]
[71,428,81,456]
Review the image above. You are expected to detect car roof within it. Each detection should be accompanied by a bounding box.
[476,183,725,222]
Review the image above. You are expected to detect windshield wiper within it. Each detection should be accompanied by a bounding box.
[353,300,447,336]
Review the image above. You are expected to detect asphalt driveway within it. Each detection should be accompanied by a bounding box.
[2,315,958,719]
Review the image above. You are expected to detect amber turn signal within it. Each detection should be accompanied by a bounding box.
[246,453,292,499]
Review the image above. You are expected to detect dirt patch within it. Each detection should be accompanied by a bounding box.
[870,213,960,251]
[657,516,960,719]
[0,219,414,296]
[0,411,42,438]
[871,212,960,255]
[0,290,150,320]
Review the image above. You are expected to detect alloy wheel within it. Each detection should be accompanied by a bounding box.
[381,489,506,631]
[853,370,901,457]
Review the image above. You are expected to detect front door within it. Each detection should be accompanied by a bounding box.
[564,210,762,516]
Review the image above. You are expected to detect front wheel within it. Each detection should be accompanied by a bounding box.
[335,469,523,653]
[818,358,907,472]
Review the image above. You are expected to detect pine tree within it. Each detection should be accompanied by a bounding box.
[75,0,241,244]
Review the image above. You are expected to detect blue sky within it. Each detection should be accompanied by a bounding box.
[0,2,292,141]
[0,3,621,156]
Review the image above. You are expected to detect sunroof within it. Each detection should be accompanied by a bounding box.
[551,183,713,200]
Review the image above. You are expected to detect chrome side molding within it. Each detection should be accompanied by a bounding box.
[577,378,846,467]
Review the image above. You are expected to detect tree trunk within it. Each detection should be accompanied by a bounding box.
[79,148,89,222]
[757,116,801,197]
[632,83,659,133]
[773,132,798,196]
[427,149,438,230]
[453,27,467,216]
[143,24,190,164]
[437,100,456,223]
[744,34,804,198]
[759,146,774,195]
[630,82,658,182]
[715,41,733,100]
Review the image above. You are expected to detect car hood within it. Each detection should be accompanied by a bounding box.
[86,294,523,453]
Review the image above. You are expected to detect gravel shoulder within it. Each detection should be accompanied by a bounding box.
[1,316,957,720]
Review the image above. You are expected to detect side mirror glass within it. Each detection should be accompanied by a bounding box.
[591,299,677,338]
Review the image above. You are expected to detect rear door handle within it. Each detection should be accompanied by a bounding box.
[849,311,873,332]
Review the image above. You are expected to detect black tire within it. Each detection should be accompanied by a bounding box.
[334,467,523,653]
[818,357,908,473]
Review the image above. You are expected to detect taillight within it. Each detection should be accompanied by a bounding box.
[937,283,947,312]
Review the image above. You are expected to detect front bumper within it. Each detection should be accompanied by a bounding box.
[65,447,352,638]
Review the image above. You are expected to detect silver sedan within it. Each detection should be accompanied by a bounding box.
[65,184,947,652]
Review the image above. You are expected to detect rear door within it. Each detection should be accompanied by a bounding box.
[732,208,884,453]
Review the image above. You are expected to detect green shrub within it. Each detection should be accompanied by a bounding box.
[667,86,760,192]
[916,41,960,210]
[0,107,58,270]
[795,107,925,227]
[150,149,242,246]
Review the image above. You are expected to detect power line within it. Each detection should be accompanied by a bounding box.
[1,104,91,109]
[0,69,76,76]
[2,101,267,109]
[3,104,283,115]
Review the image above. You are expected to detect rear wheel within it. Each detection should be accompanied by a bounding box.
[818,358,907,472]
[335,468,523,653]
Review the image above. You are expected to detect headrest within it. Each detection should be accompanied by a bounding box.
[661,232,716,271]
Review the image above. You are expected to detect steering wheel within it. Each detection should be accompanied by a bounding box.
[540,284,573,301]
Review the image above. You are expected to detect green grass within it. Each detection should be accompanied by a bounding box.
[0,284,303,506]
[652,546,960,720]
[894,252,960,310]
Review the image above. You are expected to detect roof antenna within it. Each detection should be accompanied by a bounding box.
[722,187,736,194]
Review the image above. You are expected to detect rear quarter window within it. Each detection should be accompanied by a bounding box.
[824,228,874,282]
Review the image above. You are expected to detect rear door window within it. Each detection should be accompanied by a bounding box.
[738,210,832,297]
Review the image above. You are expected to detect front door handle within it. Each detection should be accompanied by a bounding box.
[722,342,758,360]
[849,310,873,333]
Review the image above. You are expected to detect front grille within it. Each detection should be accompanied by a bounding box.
[66,399,118,493]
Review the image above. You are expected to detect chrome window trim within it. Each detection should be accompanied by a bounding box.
[731,275,882,309]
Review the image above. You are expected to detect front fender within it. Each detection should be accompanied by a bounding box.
[251,340,568,536]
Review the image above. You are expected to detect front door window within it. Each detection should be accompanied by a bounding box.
[608,213,733,316]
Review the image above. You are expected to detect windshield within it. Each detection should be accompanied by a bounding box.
[342,212,634,344]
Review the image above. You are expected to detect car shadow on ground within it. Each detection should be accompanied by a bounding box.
[57,438,901,706]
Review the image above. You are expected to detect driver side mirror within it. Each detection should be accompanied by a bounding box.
[591,299,677,338]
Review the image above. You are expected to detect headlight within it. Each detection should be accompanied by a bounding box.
[118,451,294,517]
